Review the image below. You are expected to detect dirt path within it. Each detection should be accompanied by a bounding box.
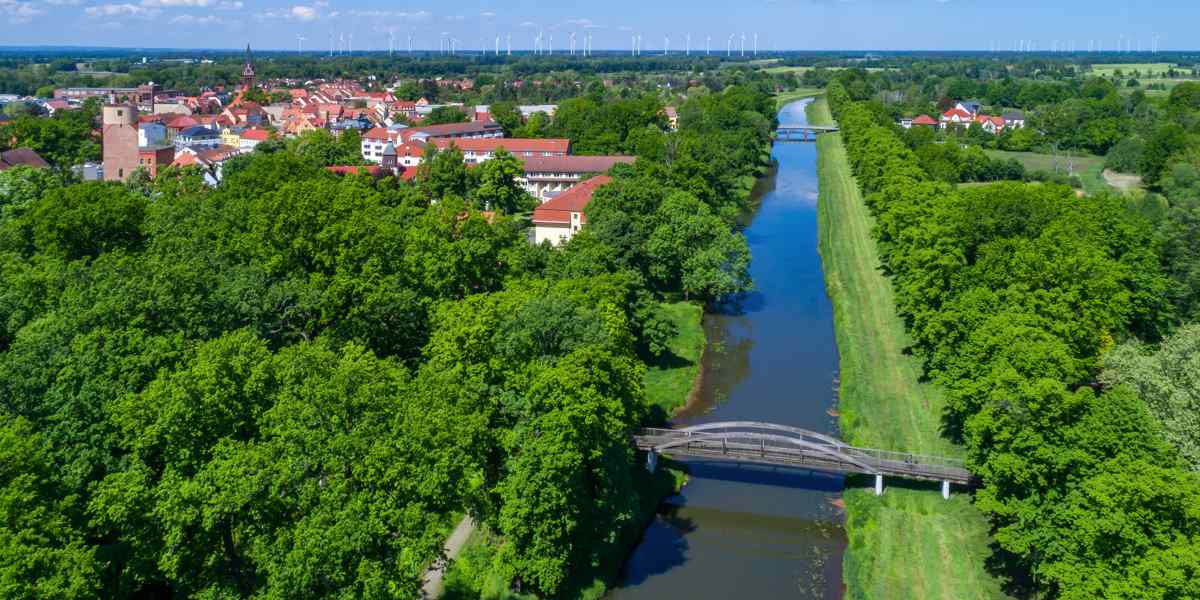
[421,516,475,599]
[1103,169,1143,192]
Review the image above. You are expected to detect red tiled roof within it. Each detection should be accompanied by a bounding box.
[240,128,270,141]
[363,127,392,141]
[912,114,938,126]
[532,175,611,225]
[326,165,382,176]
[432,137,570,154]
[941,108,973,120]
[167,115,199,129]
[0,148,49,171]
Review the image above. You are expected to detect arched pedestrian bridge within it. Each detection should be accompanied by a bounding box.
[634,421,971,498]
[775,123,839,142]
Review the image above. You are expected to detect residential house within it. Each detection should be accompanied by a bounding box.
[975,114,1006,134]
[519,155,635,202]
[912,114,938,127]
[530,175,612,246]
[219,126,244,147]
[175,126,222,150]
[1003,110,1026,129]
[239,128,270,151]
[664,106,679,131]
[939,107,975,129]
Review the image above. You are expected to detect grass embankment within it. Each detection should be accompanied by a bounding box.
[643,301,705,414]
[809,96,1010,600]
[773,88,823,110]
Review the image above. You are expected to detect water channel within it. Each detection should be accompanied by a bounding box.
[611,98,847,599]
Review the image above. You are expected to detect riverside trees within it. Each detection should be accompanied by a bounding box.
[0,83,772,598]
[828,78,1200,599]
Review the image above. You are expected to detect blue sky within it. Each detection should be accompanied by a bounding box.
[0,0,1189,52]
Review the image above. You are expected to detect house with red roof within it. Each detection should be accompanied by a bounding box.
[530,175,611,246]
[519,155,635,201]
[939,107,975,129]
[912,114,938,127]
[430,137,570,164]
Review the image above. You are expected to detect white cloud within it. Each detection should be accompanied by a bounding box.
[518,20,537,28]
[84,3,158,18]
[216,0,240,8]
[259,3,321,21]
[345,9,430,21]
[443,14,463,21]
[141,0,212,7]
[480,10,495,18]
[617,25,633,32]
[44,0,82,6]
[1,0,45,23]
[169,12,223,24]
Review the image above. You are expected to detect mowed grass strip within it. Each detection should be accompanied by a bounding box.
[643,301,705,413]
[809,96,1010,600]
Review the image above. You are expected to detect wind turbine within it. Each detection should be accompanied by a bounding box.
[495,35,500,56]
[753,33,758,56]
[348,33,353,54]
[297,34,306,54]
[706,35,711,55]
[329,32,334,56]
[570,31,576,56]
[727,33,734,56]
[664,34,669,55]
[388,32,394,56]
[740,33,745,57]
[507,34,512,56]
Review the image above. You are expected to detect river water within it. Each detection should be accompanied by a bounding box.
[611,98,846,599]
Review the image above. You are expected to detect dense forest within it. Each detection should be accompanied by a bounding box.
[0,76,774,599]
[827,76,1200,598]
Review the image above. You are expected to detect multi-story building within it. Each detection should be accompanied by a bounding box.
[137,145,175,178]
[102,104,139,182]
[429,138,570,164]
[519,155,635,202]
[530,175,611,246]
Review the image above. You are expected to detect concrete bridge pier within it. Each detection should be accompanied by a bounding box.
[942,480,950,500]
[874,474,883,496]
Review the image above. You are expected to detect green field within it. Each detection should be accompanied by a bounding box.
[809,96,1011,600]
[984,149,1113,195]
[643,301,705,413]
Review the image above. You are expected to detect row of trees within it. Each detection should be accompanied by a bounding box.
[829,78,1200,599]
[0,79,774,598]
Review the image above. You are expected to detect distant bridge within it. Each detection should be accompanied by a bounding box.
[775,124,839,142]
[633,421,971,498]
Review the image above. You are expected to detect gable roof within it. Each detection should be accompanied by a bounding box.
[520,155,635,174]
[431,137,570,154]
[532,175,612,225]
[912,114,938,126]
[0,148,49,171]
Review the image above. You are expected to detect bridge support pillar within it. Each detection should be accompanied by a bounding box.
[646,450,657,474]
[874,474,883,496]
[942,480,950,500]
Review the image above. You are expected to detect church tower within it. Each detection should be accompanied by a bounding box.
[241,44,256,92]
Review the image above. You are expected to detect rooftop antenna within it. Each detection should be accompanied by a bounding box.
[297,34,306,54]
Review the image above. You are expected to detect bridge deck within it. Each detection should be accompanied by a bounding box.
[634,425,972,485]
[776,124,839,132]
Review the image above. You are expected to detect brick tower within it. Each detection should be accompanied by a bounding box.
[241,44,256,92]
[102,104,139,182]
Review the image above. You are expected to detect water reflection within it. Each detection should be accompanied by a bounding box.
[612,97,846,599]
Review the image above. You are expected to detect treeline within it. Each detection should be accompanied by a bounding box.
[0,82,773,599]
[828,79,1200,598]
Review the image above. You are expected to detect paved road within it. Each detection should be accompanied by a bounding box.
[421,516,476,599]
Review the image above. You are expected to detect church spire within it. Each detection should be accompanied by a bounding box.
[241,44,256,92]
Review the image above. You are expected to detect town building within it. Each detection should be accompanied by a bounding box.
[429,138,570,164]
[239,128,270,151]
[175,126,222,150]
[139,121,168,147]
[530,175,611,246]
[137,145,176,178]
[519,155,635,202]
[102,104,140,182]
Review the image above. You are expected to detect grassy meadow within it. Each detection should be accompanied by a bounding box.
[984,149,1113,195]
[809,96,1011,600]
[643,301,706,414]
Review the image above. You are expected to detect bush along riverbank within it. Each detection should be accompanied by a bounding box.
[809,95,1010,600]
[824,69,1200,599]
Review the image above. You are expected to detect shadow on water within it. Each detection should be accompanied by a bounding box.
[680,460,846,493]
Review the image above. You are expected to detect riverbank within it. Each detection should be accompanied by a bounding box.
[808,96,1010,599]
[774,88,823,110]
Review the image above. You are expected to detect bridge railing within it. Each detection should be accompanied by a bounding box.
[634,426,967,473]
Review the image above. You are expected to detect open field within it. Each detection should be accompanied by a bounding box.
[810,96,1011,600]
[643,301,705,414]
[1091,62,1179,77]
[984,149,1116,195]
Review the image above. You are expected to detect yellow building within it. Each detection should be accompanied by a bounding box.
[220,127,242,148]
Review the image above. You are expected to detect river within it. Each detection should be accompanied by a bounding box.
[611,98,846,599]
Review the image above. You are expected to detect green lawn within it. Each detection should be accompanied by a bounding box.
[643,301,705,414]
[809,95,1011,600]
